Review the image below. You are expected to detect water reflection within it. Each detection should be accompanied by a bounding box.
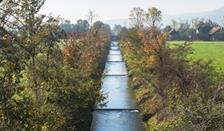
[104,62,127,75]
[97,76,136,109]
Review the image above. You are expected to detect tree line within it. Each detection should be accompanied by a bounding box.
[0,0,111,130]
[119,7,224,130]
[112,8,224,41]
[163,18,224,41]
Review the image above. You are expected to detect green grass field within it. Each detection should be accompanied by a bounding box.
[168,41,224,71]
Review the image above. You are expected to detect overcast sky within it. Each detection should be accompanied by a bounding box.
[40,0,224,22]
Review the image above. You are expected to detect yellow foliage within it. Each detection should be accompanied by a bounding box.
[148,55,157,65]
[137,29,167,67]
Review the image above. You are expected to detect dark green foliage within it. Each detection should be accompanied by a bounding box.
[60,19,90,34]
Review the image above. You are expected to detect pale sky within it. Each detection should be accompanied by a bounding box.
[40,0,224,22]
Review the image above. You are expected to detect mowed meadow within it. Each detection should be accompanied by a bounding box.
[169,41,224,71]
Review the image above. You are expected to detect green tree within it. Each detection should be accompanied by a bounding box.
[60,20,75,32]
[146,7,162,28]
[0,0,65,130]
[129,7,145,29]
[74,19,89,33]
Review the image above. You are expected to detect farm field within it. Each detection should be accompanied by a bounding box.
[168,41,224,71]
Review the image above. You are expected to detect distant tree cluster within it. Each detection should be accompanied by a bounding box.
[116,8,224,41]
[129,7,162,29]
[163,18,224,41]
[60,19,90,35]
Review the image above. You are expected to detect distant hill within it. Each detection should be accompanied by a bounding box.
[106,6,224,28]
[163,6,224,25]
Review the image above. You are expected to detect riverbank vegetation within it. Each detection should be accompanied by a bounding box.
[119,7,224,130]
[0,0,110,130]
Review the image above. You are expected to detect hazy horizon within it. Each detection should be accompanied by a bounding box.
[40,0,224,22]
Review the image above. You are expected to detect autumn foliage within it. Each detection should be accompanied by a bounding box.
[119,7,224,131]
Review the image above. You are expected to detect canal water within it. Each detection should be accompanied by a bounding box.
[91,42,145,131]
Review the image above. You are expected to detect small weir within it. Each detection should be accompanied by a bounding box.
[91,42,145,131]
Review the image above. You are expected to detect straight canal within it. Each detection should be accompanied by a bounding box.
[91,41,145,131]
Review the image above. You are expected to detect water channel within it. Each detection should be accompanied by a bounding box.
[91,41,145,131]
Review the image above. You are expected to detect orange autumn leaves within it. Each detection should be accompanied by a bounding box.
[138,29,168,65]
[62,27,110,76]
[63,39,81,67]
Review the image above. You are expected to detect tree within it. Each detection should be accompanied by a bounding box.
[163,25,172,33]
[170,19,179,31]
[0,0,65,130]
[197,19,214,40]
[146,7,162,28]
[0,0,110,130]
[0,0,47,105]
[74,19,89,33]
[60,20,75,32]
[60,19,89,35]
[86,10,96,27]
[129,7,145,29]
